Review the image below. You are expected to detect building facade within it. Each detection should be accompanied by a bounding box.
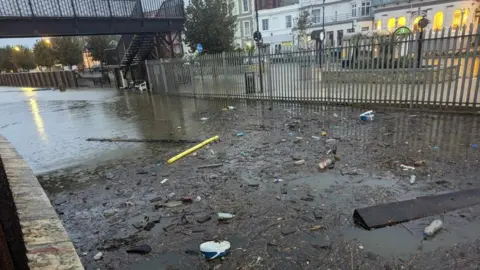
[235,0,479,51]
[233,0,255,48]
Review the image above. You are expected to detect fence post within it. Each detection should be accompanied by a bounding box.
[145,60,152,92]
[160,59,169,94]
[188,61,196,98]
[222,52,229,99]
[267,52,273,107]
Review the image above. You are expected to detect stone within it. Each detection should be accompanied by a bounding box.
[126,244,152,254]
[105,172,115,179]
[54,198,67,206]
[310,225,324,231]
[197,215,211,224]
[143,222,155,231]
[281,228,296,236]
[149,196,163,203]
[163,223,177,231]
[103,209,117,218]
[301,215,314,223]
[137,170,148,174]
[280,187,288,194]
[291,154,303,161]
[313,211,323,220]
[163,201,183,208]
[130,215,149,229]
[300,196,314,201]
[93,252,103,260]
[191,226,206,233]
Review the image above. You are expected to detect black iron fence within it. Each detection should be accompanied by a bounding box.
[0,0,183,18]
[147,24,480,108]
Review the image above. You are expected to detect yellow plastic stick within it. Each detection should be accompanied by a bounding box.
[167,135,219,164]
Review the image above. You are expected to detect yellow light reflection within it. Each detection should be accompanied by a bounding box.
[21,88,47,141]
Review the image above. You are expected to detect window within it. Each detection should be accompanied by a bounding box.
[398,16,406,27]
[347,28,355,33]
[285,15,292,28]
[412,16,422,32]
[334,11,338,21]
[361,1,370,16]
[262,19,269,30]
[327,31,334,46]
[243,21,251,37]
[242,0,249,13]
[453,9,468,29]
[361,26,369,31]
[376,19,382,30]
[388,18,396,31]
[352,3,357,17]
[337,30,343,46]
[312,9,321,23]
[432,12,443,31]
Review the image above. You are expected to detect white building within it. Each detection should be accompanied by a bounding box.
[237,0,479,52]
[373,0,479,34]
[258,4,300,53]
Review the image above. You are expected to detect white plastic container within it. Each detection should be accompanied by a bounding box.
[200,241,231,259]
[217,212,235,220]
[424,219,443,237]
[409,175,416,184]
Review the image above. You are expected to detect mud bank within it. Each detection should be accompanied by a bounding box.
[39,101,480,269]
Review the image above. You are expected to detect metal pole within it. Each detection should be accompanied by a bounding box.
[321,0,325,66]
[255,0,264,93]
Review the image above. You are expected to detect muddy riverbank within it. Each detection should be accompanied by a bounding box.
[35,99,480,270]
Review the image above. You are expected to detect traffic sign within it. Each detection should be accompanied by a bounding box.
[196,43,203,53]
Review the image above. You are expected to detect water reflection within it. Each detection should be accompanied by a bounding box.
[22,88,47,141]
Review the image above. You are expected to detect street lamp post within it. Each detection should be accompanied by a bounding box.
[254,0,264,93]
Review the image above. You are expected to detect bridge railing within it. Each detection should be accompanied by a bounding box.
[0,0,184,18]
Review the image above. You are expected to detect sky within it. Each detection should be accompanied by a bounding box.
[0,38,38,48]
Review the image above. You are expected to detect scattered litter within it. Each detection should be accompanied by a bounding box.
[472,143,479,149]
[277,217,283,221]
[310,225,323,231]
[126,244,152,254]
[410,175,416,184]
[424,220,443,238]
[433,145,439,151]
[200,241,231,260]
[359,245,364,250]
[160,178,168,184]
[185,249,200,255]
[195,196,202,202]
[197,163,223,169]
[164,201,183,208]
[414,160,426,166]
[228,106,235,110]
[400,164,415,171]
[274,178,284,183]
[326,139,337,143]
[94,252,103,260]
[167,192,175,198]
[236,132,244,137]
[200,117,209,121]
[295,136,303,140]
[311,136,320,140]
[318,159,333,170]
[217,213,235,220]
[241,152,248,157]
[321,131,327,137]
[167,135,219,164]
[294,159,305,165]
[182,197,193,203]
[125,201,135,207]
[360,110,375,121]
[333,113,338,118]
[209,149,215,155]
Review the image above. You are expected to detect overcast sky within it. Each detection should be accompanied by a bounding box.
[0,38,38,48]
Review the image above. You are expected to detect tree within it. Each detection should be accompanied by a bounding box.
[184,0,236,54]
[33,40,55,69]
[86,36,117,63]
[296,11,312,49]
[11,46,36,71]
[0,46,15,72]
[52,37,83,68]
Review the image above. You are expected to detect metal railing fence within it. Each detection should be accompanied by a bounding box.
[146,24,480,108]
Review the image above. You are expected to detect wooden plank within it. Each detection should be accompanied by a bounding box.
[353,188,480,230]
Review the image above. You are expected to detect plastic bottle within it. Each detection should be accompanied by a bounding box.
[360,110,375,121]
[423,220,443,238]
[217,213,235,220]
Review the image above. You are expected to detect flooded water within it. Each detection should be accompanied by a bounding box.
[2,86,480,269]
[0,87,226,173]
